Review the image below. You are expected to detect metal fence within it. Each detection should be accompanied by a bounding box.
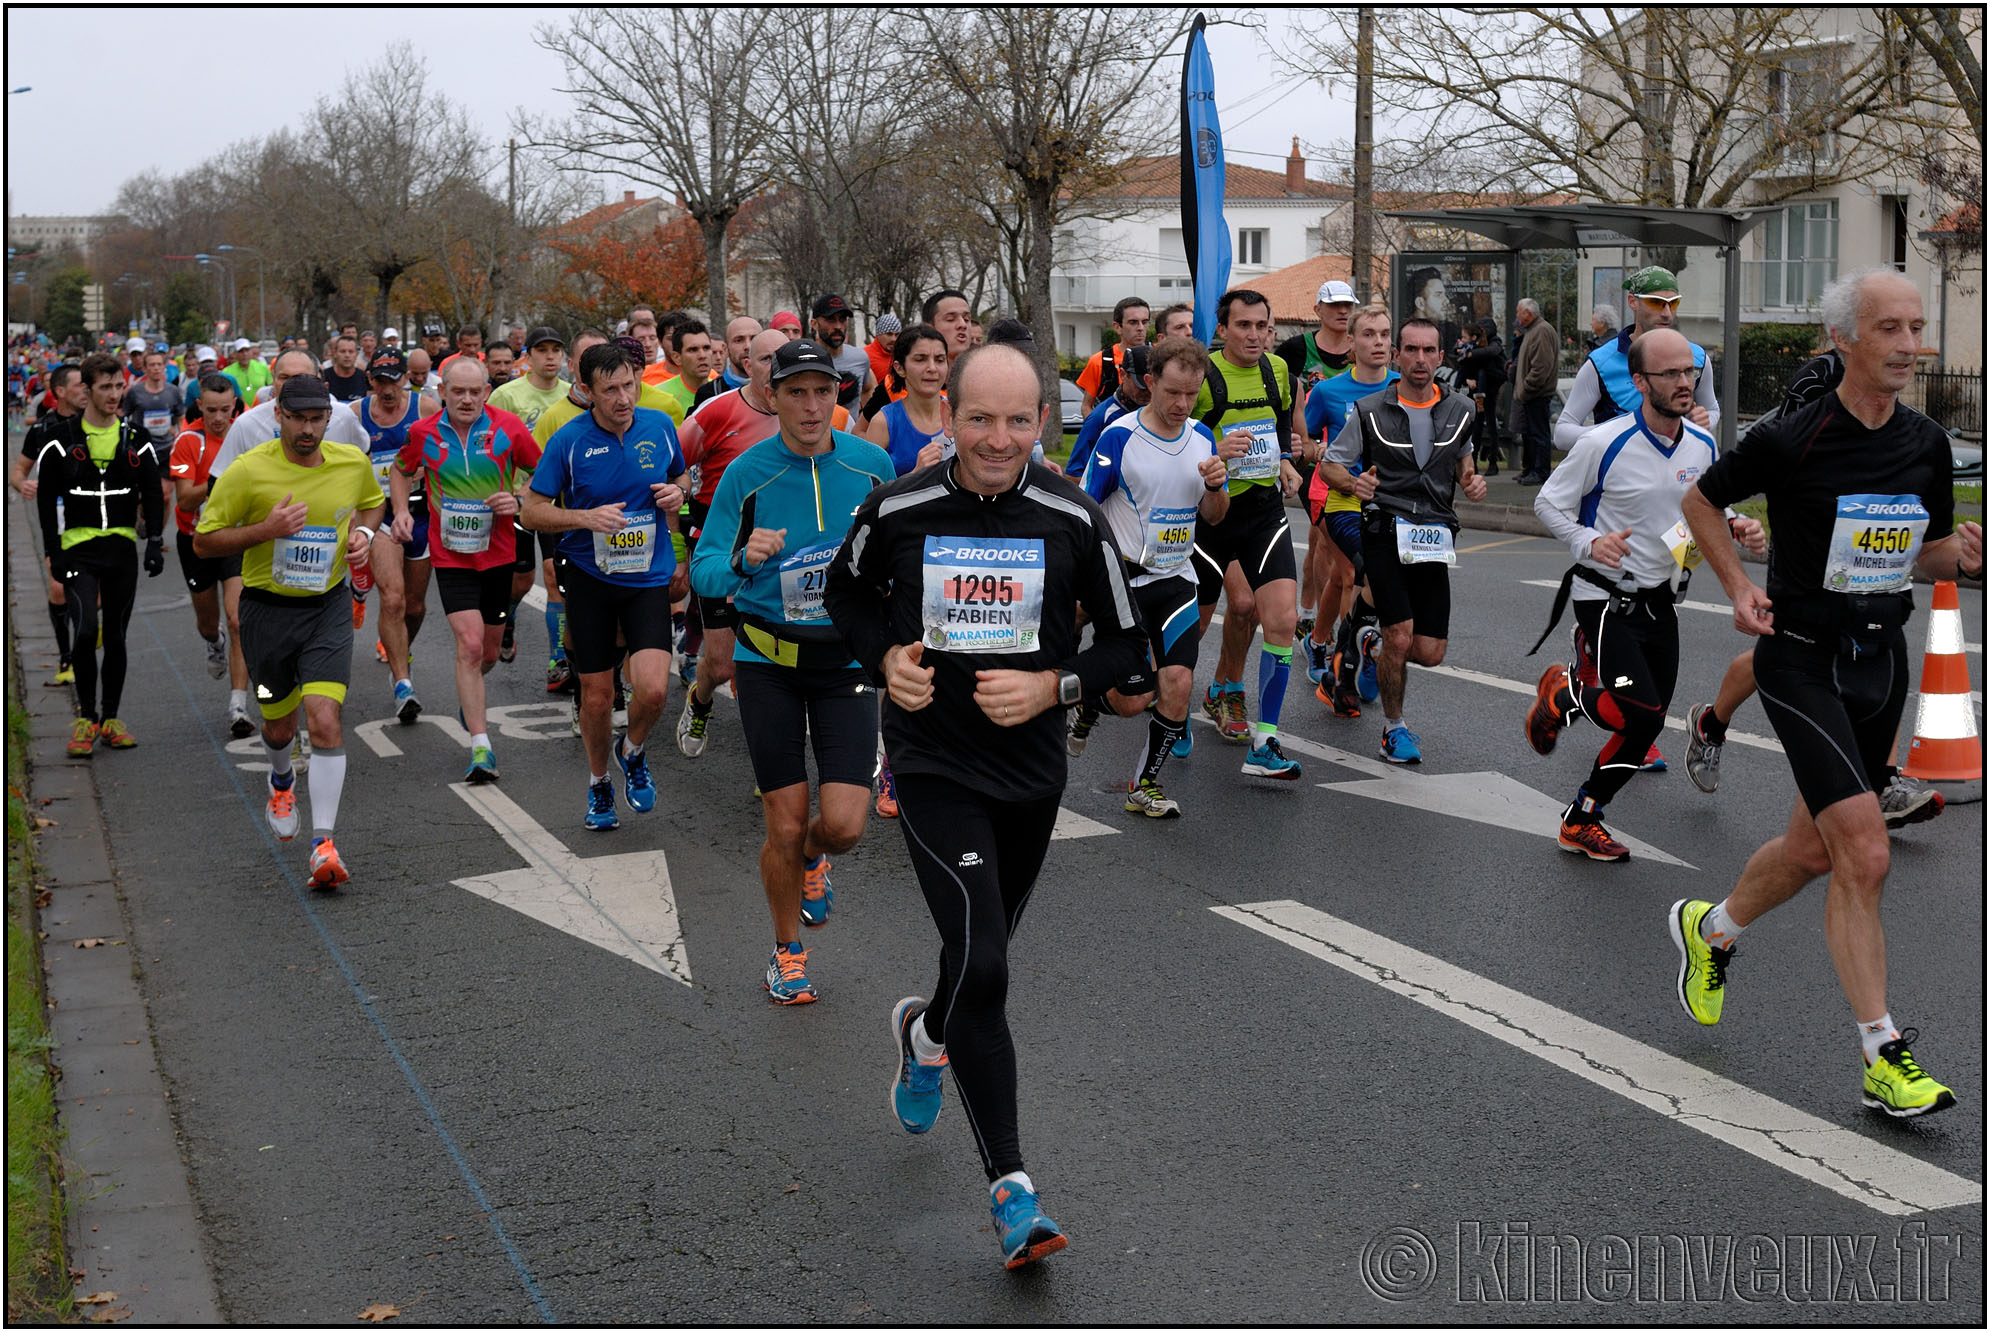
[1715,355,1984,437]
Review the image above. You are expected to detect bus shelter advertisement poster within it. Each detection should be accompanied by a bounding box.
[1396,253,1513,358]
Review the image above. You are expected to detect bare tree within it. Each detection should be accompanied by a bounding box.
[526,9,778,323]
[901,7,1193,386]
[1281,8,1959,208]
[306,45,485,333]
[1893,6,1984,262]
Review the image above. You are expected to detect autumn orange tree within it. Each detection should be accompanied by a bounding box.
[542,216,708,329]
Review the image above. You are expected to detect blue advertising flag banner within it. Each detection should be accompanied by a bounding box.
[1179,13,1229,347]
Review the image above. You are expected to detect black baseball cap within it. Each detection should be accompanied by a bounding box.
[367,348,408,380]
[811,293,852,319]
[421,322,447,338]
[524,325,564,350]
[985,317,1036,349]
[769,338,851,386]
[276,375,333,411]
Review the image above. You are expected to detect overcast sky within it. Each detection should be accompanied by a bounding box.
[3,9,1361,219]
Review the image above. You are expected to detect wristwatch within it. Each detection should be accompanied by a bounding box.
[1056,670,1082,706]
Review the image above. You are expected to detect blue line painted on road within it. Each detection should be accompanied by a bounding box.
[139,614,557,1324]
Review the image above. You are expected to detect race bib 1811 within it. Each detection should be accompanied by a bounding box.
[1824,494,1928,594]
[920,535,1046,653]
[273,525,338,591]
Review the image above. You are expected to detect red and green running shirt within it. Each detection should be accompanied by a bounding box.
[395,406,541,570]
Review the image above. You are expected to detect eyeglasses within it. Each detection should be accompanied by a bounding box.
[1632,294,1682,312]
[1639,367,1698,382]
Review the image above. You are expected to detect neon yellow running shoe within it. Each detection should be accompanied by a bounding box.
[1862,1029,1957,1118]
[1667,899,1734,1026]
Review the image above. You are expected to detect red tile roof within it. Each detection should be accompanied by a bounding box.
[1086,155,1349,202]
[1252,254,1392,325]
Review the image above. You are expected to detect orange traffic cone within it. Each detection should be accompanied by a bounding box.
[1902,581,1982,782]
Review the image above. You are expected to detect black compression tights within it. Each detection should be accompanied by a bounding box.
[62,547,138,722]
[894,772,1061,1181]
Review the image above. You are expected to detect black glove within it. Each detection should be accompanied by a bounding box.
[144,537,165,578]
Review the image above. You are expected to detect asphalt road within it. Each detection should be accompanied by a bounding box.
[37,519,1987,1322]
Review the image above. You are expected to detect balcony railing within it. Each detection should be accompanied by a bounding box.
[1050,272,1195,314]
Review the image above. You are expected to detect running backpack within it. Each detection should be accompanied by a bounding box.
[1198,357,1287,435]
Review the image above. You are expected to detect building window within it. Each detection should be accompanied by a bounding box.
[1237,228,1266,267]
[1304,226,1322,257]
[1883,194,1909,271]
[1759,200,1838,308]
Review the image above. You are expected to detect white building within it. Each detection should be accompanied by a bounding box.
[7,213,114,258]
[1050,143,1347,356]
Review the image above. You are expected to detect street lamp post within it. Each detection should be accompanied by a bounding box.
[195,254,237,338]
[215,245,266,341]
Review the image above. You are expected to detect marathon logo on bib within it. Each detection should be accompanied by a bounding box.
[920,535,1046,653]
[1824,493,1928,594]
[1226,419,1280,482]
[592,511,656,575]
[1394,518,1457,566]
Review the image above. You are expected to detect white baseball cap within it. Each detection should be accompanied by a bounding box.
[231,337,254,352]
[1316,280,1357,305]
[382,327,400,341]
[195,345,218,363]
[125,335,148,352]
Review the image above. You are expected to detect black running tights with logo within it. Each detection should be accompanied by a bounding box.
[1570,598,1677,807]
[59,537,138,723]
[894,771,1062,1181]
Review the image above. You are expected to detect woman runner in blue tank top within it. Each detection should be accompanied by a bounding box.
[864,322,949,475]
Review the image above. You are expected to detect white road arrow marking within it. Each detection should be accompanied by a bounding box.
[1052,807,1119,840]
[1201,719,1693,868]
[449,782,692,986]
[1214,900,1982,1217]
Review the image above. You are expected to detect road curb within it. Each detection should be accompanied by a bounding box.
[7,488,223,1324]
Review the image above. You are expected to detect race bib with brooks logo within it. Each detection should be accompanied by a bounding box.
[273,525,338,592]
[1140,505,1197,572]
[777,540,839,624]
[592,511,656,576]
[436,494,494,554]
[1824,494,1928,594]
[1225,419,1281,483]
[920,536,1046,653]
[1394,518,1457,566]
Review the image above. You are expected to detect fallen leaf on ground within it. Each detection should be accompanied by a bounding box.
[68,1267,85,1281]
[784,1183,800,1193]
[74,938,113,948]
[33,815,57,828]
[358,1302,402,1322]
[35,888,51,907]
[92,1308,133,1324]
[75,1291,117,1305]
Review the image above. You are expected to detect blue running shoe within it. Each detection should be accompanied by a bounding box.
[1242,735,1302,780]
[584,779,619,831]
[1171,726,1193,758]
[1380,724,1422,765]
[991,1176,1068,1270]
[465,745,499,783]
[1356,625,1381,703]
[889,997,946,1133]
[1305,635,1332,685]
[765,943,817,1004]
[617,736,656,813]
[800,856,833,928]
[393,679,421,725]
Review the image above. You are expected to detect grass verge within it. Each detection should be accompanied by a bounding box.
[6,638,69,1321]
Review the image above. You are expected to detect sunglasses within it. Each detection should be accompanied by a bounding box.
[1632,294,1682,312]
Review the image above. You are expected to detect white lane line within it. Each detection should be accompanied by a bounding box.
[450,782,692,985]
[1416,662,1787,753]
[1213,900,1982,1218]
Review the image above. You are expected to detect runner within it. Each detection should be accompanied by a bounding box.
[1679,342,1947,828]
[863,313,899,396]
[861,322,950,476]
[1073,335,1240,815]
[221,338,272,408]
[696,315,761,407]
[823,341,1146,1271]
[1301,304,1398,719]
[920,289,974,364]
[1188,288,1303,778]
[405,348,436,395]
[811,294,873,425]
[1275,280,1358,638]
[769,310,803,340]
[484,342,516,388]
[392,358,540,781]
[674,329,788,758]
[688,338,895,1002]
[520,341,686,828]
[357,349,437,723]
[321,334,369,403]
[1524,328,1764,859]
[1075,296,1150,415]
[1668,268,1981,1118]
[657,319,714,421]
[33,352,166,755]
[1319,315,1486,764]
[169,373,247,692]
[490,327,573,671]
[13,362,86,685]
[194,375,383,887]
[1156,303,1197,342]
[123,348,183,515]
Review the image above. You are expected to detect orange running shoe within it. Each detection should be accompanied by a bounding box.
[1525,663,1573,756]
[1559,817,1631,862]
[266,777,299,841]
[66,717,99,757]
[352,596,367,629]
[308,836,349,888]
[98,718,137,748]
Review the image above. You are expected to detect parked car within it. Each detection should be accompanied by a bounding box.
[1952,439,1983,482]
[1059,378,1086,435]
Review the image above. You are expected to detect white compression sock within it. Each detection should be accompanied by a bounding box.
[307,748,346,835]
